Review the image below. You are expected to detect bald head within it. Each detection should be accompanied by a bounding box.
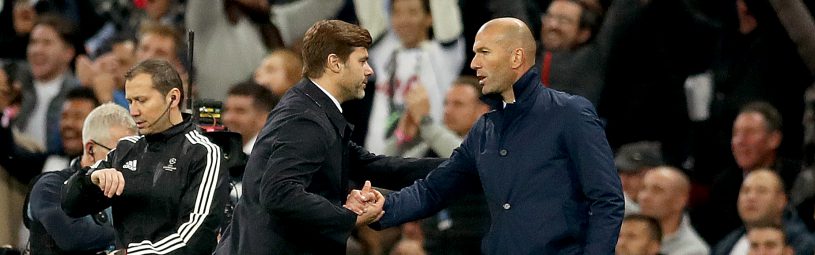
[651,167,690,195]
[478,18,537,67]
[638,166,691,219]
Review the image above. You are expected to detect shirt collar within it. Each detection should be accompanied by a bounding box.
[310,79,343,113]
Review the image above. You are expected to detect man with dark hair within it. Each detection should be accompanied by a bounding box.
[617,214,662,255]
[223,80,277,154]
[215,20,443,255]
[540,0,603,51]
[0,86,100,182]
[747,223,795,255]
[695,101,802,245]
[17,13,81,155]
[351,17,623,254]
[61,59,228,254]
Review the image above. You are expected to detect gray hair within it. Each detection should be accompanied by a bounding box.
[82,103,138,146]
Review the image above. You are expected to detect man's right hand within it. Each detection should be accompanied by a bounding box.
[354,188,385,227]
[90,168,125,198]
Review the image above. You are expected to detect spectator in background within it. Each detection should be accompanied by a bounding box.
[87,0,186,57]
[16,14,80,155]
[186,0,280,101]
[384,76,490,255]
[713,170,814,255]
[694,102,801,245]
[27,103,136,255]
[223,80,278,155]
[364,0,466,154]
[615,141,664,215]
[537,0,641,106]
[75,36,136,107]
[638,166,709,255]
[746,224,795,255]
[253,48,303,97]
[383,75,489,158]
[0,0,34,60]
[705,0,812,175]
[617,214,662,255]
[0,86,100,183]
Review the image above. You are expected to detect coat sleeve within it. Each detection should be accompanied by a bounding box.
[32,174,114,251]
[370,119,482,230]
[348,141,446,191]
[0,123,48,183]
[563,97,625,254]
[258,117,358,244]
[61,145,119,218]
[124,131,226,255]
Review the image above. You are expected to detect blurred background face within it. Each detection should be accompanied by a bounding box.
[443,84,487,136]
[619,170,648,202]
[27,24,74,81]
[732,112,780,171]
[638,170,684,220]
[617,220,660,255]
[60,99,96,157]
[254,54,297,96]
[748,228,791,255]
[738,172,786,226]
[541,0,584,51]
[223,95,267,144]
[145,0,172,20]
[390,0,432,48]
[137,33,176,62]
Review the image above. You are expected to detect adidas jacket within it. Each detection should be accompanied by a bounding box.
[61,118,227,255]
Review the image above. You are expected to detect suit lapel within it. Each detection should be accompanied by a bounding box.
[300,80,353,193]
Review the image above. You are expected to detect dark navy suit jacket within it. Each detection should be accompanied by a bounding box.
[216,80,443,254]
[372,68,625,254]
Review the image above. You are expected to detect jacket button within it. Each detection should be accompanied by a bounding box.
[499,149,508,156]
[503,203,511,210]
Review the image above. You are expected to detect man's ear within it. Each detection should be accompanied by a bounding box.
[327,54,342,73]
[168,88,181,108]
[510,48,524,69]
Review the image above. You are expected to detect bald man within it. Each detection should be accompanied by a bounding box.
[355,17,623,254]
[638,167,709,255]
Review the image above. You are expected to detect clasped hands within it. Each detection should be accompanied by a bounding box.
[343,180,385,226]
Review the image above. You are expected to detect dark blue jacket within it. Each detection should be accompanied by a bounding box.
[215,80,443,255]
[371,68,625,254]
[713,209,815,255]
[28,158,114,254]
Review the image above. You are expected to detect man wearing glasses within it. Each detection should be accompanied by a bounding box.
[27,103,137,254]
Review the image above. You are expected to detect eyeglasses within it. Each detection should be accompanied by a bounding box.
[90,139,113,151]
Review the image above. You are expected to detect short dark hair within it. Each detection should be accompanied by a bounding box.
[65,87,101,107]
[227,80,278,112]
[124,59,184,104]
[453,75,484,98]
[34,13,79,53]
[301,20,372,79]
[747,222,788,245]
[624,214,662,242]
[138,22,182,57]
[739,101,783,133]
[551,0,603,40]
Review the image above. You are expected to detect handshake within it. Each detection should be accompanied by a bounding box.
[343,180,385,227]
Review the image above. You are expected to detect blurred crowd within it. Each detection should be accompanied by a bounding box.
[1,0,814,254]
